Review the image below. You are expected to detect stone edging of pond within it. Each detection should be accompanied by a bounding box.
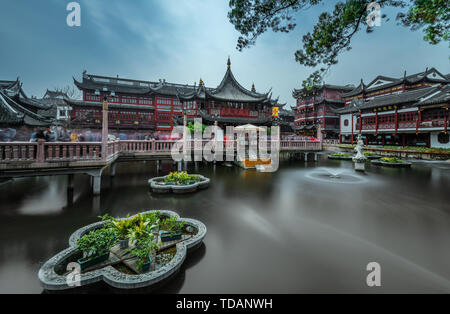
[371,160,412,168]
[327,155,353,160]
[38,210,207,291]
[148,175,210,194]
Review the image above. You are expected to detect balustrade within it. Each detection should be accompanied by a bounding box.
[0,139,321,164]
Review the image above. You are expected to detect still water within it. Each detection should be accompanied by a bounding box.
[1,155,450,293]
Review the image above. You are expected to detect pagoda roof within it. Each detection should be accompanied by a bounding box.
[204,58,271,103]
[65,99,155,111]
[177,58,274,104]
[417,85,450,106]
[292,84,354,99]
[342,67,449,98]
[0,82,54,127]
[336,85,442,114]
[73,71,206,96]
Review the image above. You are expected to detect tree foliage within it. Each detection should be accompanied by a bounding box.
[228,0,449,89]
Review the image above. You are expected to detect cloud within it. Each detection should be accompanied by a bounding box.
[0,0,448,104]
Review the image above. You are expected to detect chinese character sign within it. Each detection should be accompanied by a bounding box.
[272,107,279,118]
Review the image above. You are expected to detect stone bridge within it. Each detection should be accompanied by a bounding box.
[0,139,322,194]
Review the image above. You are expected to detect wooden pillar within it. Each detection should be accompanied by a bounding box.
[375,111,379,134]
[444,108,448,134]
[394,109,398,135]
[416,109,421,134]
[359,113,362,135]
[402,134,406,147]
[351,114,354,145]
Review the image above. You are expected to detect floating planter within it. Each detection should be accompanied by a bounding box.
[160,232,182,242]
[328,153,353,160]
[77,252,110,272]
[371,157,411,168]
[364,152,382,160]
[38,210,207,291]
[149,172,210,194]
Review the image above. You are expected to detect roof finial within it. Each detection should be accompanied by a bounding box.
[251,83,256,92]
[199,78,204,86]
[227,56,231,69]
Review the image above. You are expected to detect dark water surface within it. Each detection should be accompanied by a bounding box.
[1,155,450,293]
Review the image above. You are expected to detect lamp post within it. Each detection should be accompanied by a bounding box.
[102,96,109,160]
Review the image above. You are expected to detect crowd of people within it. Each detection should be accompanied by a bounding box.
[1,126,318,143]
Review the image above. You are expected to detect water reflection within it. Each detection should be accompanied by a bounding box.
[0,157,450,293]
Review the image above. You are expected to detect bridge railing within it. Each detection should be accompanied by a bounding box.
[0,140,104,163]
[0,139,321,164]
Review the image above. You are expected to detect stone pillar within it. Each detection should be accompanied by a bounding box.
[92,175,102,195]
[304,152,308,164]
[37,139,45,163]
[102,98,109,160]
[314,153,318,162]
[110,162,117,177]
[87,168,104,195]
[156,160,160,172]
[177,161,182,172]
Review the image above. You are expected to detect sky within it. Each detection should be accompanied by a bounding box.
[0,0,448,106]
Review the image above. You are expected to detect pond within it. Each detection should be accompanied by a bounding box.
[0,155,450,293]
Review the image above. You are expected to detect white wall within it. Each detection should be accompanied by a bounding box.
[430,132,450,148]
[340,113,358,134]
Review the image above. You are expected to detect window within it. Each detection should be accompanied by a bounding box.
[438,132,449,144]
[140,97,153,105]
[344,119,349,126]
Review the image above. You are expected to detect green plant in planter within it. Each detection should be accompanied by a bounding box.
[380,157,403,163]
[164,172,201,185]
[76,228,116,258]
[331,153,351,157]
[128,234,160,271]
[142,211,161,226]
[128,220,150,243]
[159,216,186,235]
[364,152,377,157]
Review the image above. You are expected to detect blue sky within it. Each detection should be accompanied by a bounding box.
[0,0,448,105]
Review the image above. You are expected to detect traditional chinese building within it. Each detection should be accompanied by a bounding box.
[292,84,354,138]
[0,79,54,141]
[337,68,450,148]
[69,58,286,136]
[176,57,283,129]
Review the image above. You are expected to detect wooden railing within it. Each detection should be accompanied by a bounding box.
[0,139,321,164]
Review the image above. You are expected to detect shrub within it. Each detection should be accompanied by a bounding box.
[159,216,186,235]
[128,234,160,271]
[380,157,403,163]
[76,228,116,258]
[164,172,201,185]
[331,153,351,157]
